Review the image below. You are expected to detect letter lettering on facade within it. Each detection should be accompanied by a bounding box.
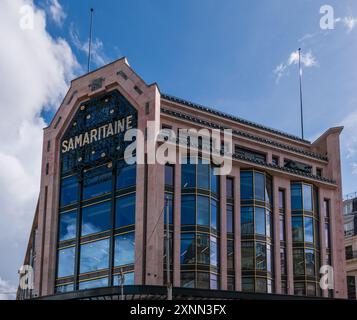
[126,115,133,130]
[67,138,74,151]
[107,123,114,137]
[75,134,83,149]
[83,132,90,146]
[62,140,68,153]
[90,129,98,143]
[117,119,125,133]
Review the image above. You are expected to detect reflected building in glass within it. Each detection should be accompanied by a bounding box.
[18,58,347,300]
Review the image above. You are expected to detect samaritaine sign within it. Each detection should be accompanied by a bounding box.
[60,90,137,173]
[61,115,134,154]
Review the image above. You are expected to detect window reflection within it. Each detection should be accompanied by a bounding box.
[291,184,302,210]
[256,242,267,270]
[113,272,134,286]
[181,272,195,288]
[197,233,210,264]
[304,217,314,243]
[114,232,135,266]
[197,196,209,226]
[242,242,254,270]
[241,206,253,235]
[79,277,108,290]
[81,201,111,236]
[197,161,209,189]
[240,171,253,200]
[80,239,109,273]
[181,195,195,225]
[180,233,195,264]
[210,236,218,267]
[57,247,75,278]
[181,164,196,188]
[255,207,266,235]
[59,211,77,241]
[292,216,303,242]
[211,199,218,230]
[164,165,174,187]
[254,172,265,201]
[303,184,313,211]
[83,165,112,200]
[117,160,136,190]
[116,194,136,228]
[227,204,234,233]
[60,176,78,207]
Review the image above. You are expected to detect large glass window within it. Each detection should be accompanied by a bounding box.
[114,232,135,266]
[197,272,210,289]
[113,272,134,286]
[165,165,174,187]
[256,242,267,270]
[164,193,174,225]
[226,177,234,199]
[210,236,218,267]
[180,233,195,264]
[182,164,196,189]
[254,172,265,201]
[241,206,253,235]
[293,248,305,275]
[211,167,219,194]
[255,207,266,235]
[242,242,254,270]
[227,240,234,270]
[197,233,210,264]
[305,249,315,276]
[83,165,112,200]
[291,184,302,210]
[303,184,313,211]
[116,194,136,228]
[292,216,303,242]
[181,272,195,288]
[81,201,111,236]
[60,176,78,207]
[59,211,77,241]
[181,195,196,225]
[304,217,314,243]
[197,161,210,189]
[117,160,136,190]
[79,277,108,290]
[211,199,218,230]
[240,171,253,200]
[227,204,234,233]
[80,239,110,273]
[57,247,75,278]
[197,196,209,226]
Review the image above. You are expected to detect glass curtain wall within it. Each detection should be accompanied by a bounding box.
[56,159,136,292]
[240,170,274,293]
[181,159,220,289]
[291,182,320,296]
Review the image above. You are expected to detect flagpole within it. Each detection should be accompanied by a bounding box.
[298,48,304,140]
[87,8,94,73]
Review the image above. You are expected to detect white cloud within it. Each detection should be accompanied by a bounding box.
[343,16,357,32]
[0,277,16,300]
[340,110,357,160]
[48,0,66,26]
[274,50,317,83]
[0,0,79,298]
[69,23,110,69]
[352,163,357,175]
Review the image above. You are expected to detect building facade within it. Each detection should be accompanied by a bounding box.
[344,193,357,299]
[18,58,346,299]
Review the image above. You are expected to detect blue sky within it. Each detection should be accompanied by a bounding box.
[1,0,357,297]
[40,0,357,194]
